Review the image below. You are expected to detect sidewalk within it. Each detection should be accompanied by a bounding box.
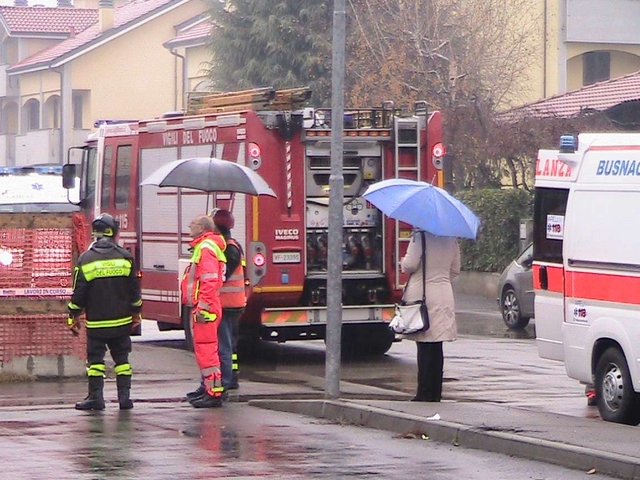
[2,340,638,479]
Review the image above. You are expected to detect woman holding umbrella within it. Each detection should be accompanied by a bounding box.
[401,230,461,402]
[363,178,477,403]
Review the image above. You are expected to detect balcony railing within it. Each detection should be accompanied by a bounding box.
[0,128,92,166]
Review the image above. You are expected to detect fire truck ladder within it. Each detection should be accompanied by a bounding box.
[393,114,422,290]
[186,87,312,115]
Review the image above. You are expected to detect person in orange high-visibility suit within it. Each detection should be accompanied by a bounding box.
[181,214,227,408]
[212,209,247,393]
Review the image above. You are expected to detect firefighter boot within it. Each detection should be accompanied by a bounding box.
[117,375,134,410]
[75,376,105,411]
[228,371,239,390]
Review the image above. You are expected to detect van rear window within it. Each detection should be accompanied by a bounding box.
[533,187,568,264]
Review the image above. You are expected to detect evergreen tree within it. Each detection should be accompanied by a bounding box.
[208,1,333,106]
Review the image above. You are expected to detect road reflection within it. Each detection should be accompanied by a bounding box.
[73,413,140,478]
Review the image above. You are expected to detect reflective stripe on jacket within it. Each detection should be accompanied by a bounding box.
[220,238,247,308]
[181,232,226,321]
[68,237,142,338]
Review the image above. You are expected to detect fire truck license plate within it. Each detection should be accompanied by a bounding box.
[272,252,301,263]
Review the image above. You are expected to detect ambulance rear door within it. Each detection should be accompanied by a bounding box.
[533,150,573,361]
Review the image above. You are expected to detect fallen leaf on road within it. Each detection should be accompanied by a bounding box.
[587,468,597,475]
[427,413,441,421]
[421,434,429,440]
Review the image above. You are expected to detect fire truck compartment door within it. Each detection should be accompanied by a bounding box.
[261,305,395,326]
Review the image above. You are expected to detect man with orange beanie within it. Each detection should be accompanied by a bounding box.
[212,208,247,393]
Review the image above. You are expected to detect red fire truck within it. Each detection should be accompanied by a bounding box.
[63,87,445,355]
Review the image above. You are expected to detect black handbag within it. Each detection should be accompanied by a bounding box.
[388,231,430,334]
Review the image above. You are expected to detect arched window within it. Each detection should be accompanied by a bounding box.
[1,101,18,135]
[43,95,60,129]
[583,51,610,86]
[22,99,40,131]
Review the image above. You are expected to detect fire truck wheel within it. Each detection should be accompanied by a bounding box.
[340,326,395,357]
[595,347,640,426]
[182,307,195,353]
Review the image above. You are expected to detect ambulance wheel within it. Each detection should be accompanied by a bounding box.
[182,307,194,353]
[595,347,640,426]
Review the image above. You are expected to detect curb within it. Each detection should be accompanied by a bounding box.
[249,399,640,480]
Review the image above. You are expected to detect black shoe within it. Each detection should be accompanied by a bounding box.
[75,396,105,411]
[119,399,134,410]
[183,385,206,402]
[190,392,223,408]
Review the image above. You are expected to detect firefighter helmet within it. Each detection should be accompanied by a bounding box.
[212,209,235,230]
[92,213,119,237]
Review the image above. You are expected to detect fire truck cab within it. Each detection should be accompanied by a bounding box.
[64,87,445,356]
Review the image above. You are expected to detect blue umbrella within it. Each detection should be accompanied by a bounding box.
[363,178,480,239]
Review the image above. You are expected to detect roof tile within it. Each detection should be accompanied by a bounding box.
[0,6,97,35]
[499,71,640,122]
[164,21,210,48]
[8,0,182,72]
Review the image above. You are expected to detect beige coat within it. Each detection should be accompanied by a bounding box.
[400,231,461,343]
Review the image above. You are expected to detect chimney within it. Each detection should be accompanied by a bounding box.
[57,0,72,6]
[99,0,114,32]
[13,0,28,6]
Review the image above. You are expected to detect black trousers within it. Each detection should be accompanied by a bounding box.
[416,341,444,401]
[87,334,131,367]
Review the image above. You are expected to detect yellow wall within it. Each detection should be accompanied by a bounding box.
[186,44,211,91]
[17,70,63,100]
[73,1,205,123]
[505,0,640,106]
[23,38,59,59]
[566,47,640,91]
[16,0,206,127]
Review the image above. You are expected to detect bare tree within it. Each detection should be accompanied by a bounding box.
[346,0,542,187]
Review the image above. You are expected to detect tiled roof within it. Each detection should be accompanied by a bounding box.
[8,0,187,73]
[0,6,98,36]
[498,71,640,122]
[164,20,210,48]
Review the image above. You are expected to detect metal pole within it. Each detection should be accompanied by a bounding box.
[326,0,346,400]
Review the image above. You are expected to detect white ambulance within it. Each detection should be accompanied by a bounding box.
[534,133,640,425]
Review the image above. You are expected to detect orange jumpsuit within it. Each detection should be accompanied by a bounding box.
[181,231,227,397]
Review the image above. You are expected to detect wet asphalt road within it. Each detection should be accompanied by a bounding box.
[0,294,616,479]
[0,402,615,480]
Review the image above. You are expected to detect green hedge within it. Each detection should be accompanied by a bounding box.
[456,189,533,272]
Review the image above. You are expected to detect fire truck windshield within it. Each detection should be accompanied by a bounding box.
[0,166,80,213]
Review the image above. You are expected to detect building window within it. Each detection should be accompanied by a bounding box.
[583,51,610,86]
[23,99,40,131]
[44,96,60,129]
[72,93,84,129]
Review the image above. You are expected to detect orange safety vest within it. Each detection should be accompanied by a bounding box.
[219,238,247,308]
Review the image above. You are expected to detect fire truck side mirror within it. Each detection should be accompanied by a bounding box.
[248,241,267,286]
[62,164,77,189]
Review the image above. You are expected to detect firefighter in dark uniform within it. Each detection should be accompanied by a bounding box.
[68,213,142,411]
